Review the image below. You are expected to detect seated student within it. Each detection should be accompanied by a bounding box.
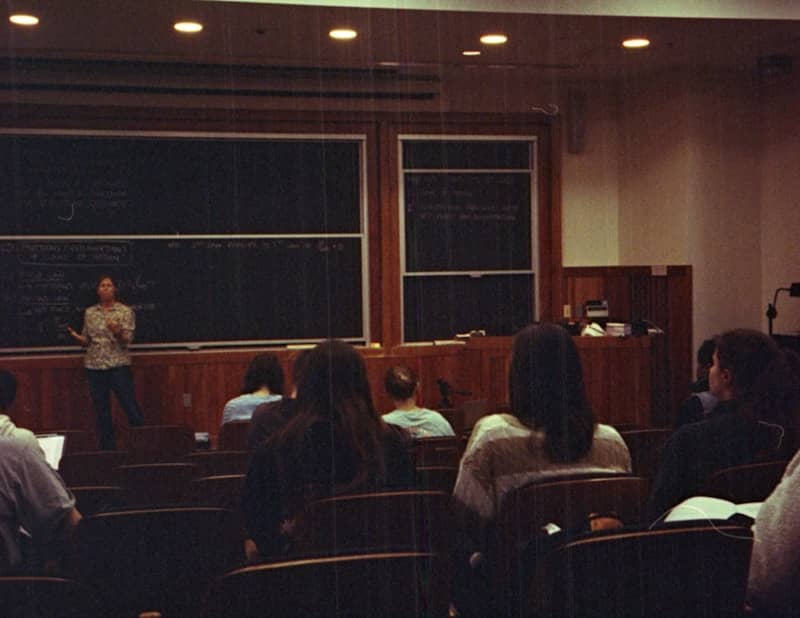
[748,447,800,617]
[381,365,455,438]
[675,338,719,428]
[647,329,799,522]
[247,349,311,452]
[0,369,40,451]
[221,353,284,425]
[241,340,414,559]
[454,323,631,543]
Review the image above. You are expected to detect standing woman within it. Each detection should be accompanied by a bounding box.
[67,275,144,450]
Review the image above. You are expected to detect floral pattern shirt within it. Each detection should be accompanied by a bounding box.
[81,302,135,369]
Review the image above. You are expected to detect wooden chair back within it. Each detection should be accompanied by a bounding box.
[488,474,649,616]
[59,451,132,486]
[38,428,95,454]
[205,552,448,618]
[0,575,105,618]
[415,465,458,493]
[114,462,200,507]
[619,428,672,480]
[531,525,753,618]
[183,474,245,510]
[185,450,249,476]
[703,459,789,503]
[410,436,462,467]
[127,424,196,462]
[75,507,244,618]
[218,421,250,451]
[70,485,126,516]
[296,490,451,556]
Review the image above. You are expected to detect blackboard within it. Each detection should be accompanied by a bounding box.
[0,238,363,349]
[0,133,366,350]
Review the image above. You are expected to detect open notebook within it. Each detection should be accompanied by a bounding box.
[35,434,66,470]
[665,496,763,523]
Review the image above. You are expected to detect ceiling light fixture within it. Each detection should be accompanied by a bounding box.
[329,28,357,40]
[480,34,507,45]
[622,37,650,49]
[462,50,481,56]
[174,21,203,34]
[9,14,39,26]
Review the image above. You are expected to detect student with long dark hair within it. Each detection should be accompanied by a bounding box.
[241,340,414,559]
[454,323,631,533]
[648,328,799,521]
[221,353,284,425]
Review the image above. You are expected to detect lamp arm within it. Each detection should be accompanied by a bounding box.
[773,287,790,307]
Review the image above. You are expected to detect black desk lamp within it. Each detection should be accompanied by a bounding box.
[766,282,800,335]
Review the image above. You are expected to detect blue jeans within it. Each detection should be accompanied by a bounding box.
[86,366,145,450]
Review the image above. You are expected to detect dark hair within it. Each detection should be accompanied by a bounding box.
[509,323,595,462]
[697,338,716,368]
[95,274,120,302]
[384,365,418,401]
[290,349,312,387]
[0,370,17,410]
[715,330,780,400]
[242,353,285,395]
[285,340,386,486]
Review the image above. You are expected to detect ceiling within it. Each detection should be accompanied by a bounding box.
[1,0,799,82]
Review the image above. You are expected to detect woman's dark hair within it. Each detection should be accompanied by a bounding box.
[283,339,386,486]
[509,323,595,463]
[96,274,118,290]
[242,353,285,395]
[0,369,17,411]
[384,365,418,401]
[697,338,716,369]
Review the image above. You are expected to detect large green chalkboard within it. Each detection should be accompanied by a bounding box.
[0,133,366,350]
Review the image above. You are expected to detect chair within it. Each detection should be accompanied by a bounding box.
[218,420,250,451]
[75,507,244,618]
[296,490,452,556]
[487,474,649,616]
[59,451,132,486]
[619,428,672,480]
[114,462,200,507]
[204,552,449,618]
[183,474,245,510]
[38,428,95,454]
[530,524,754,618]
[703,460,789,503]
[127,424,196,462]
[0,575,105,618]
[185,450,249,476]
[70,485,125,515]
[410,436,462,467]
[415,465,458,493]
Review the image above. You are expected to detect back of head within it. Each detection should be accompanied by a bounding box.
[0,370,17,411]
[242,353,285,395]
[294,340,385,483]
[384,366,418,402]
[715,330,779,400]
[509,323,594,462]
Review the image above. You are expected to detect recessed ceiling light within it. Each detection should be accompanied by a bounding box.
[480,34,507,45]
[462,50,481,57]
[174,21,203,34]
[329,28,357,40]
[622,37,650,49]
[9,14,39,26]
[378,61,401,67]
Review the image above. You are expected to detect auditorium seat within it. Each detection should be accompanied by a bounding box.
[415,465,458,493]
[114,462,200,507]
[127,424,196,462]
[0,575,105,618]
[183,474,245,510]
[59,451,132,486]
[217,420,250,451]
[295,490,452,557]
[75,507,244,618]
[529,524,753,618]
[703,459,789,503]
[204,552,448,618]
[487,474,649,616]
[619,428,672,480]
[410,436,462,467]
[185,450,249,477]
[37,428,95,454]
[70,485,125,516]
